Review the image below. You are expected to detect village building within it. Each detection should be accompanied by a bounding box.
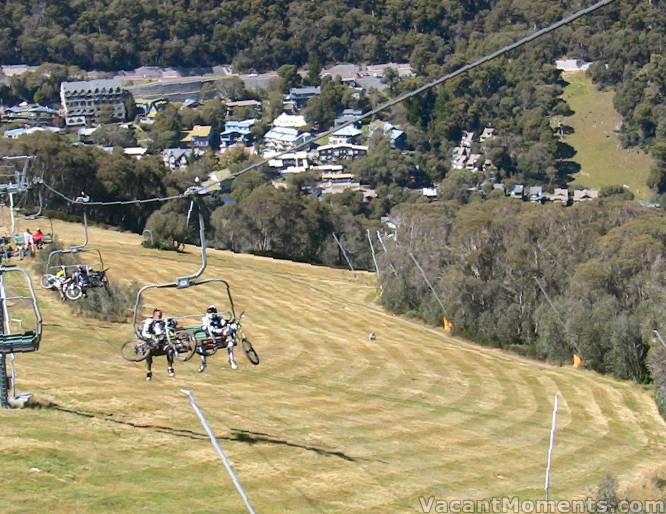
[60,79,128,126]
[263,126,312,154]
[220,119,255,148]
[162,148,193,170]
[181,125,216,154]
[273,112,308,129]
[316,143,368,162]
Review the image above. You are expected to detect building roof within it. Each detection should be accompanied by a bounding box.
[61,79,123,94]
[573,189,599,201]
[264,127,310,143]
[123,147,148,156]
[4,126,61,138]
[332,125,362,138]
[289,86,321,96]
[226,99,262,108]
[163,148,193,159]
[481,127,495,139]
[322,172,356,180]
[317,143,368,152]
[273,113,308,128]
[181,125,212,142]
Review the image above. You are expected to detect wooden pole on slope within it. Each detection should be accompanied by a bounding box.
[0,274,9,409]
[408,251,446,315]
[375,231,398,277]
[545,394,559,501]
[533,276,583,356]
[366,229,380,276]
[181,389,257,514]
[332,233,355,273]
[653,330,666,352]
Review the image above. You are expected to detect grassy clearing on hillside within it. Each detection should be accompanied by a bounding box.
[0,220,665,513]
[555,72,654,201]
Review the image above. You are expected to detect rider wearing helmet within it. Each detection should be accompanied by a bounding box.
[141,308,175,380]
[201,305,237,370]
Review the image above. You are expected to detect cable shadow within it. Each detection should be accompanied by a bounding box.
[27,400,371,463]
[28,399,209,440]
[229,429,359,462]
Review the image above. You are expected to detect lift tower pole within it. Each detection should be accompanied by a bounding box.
[0,274,9,408]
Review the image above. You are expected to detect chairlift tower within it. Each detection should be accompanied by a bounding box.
[0,155,37,234]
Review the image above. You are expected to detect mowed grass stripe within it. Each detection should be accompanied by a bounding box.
[0,219,664,513]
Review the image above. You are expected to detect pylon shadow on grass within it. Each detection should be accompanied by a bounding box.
[27,399,365,462]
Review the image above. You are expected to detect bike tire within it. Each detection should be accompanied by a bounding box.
[241,337,260,365]
[65,283,83,301]
[120,339,150,362]
[41,274,56,289]
[173,332,197,362]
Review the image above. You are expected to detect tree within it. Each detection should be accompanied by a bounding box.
[350,138,414,187]
[98,105,116,125]
[216,76,247,100]
[91,126,137,148]
[145,203,189,251]
[277,64,300,93]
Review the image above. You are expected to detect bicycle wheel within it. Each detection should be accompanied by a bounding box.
[172,332,197,362]
[65,283,83,301]
[241,337,260,365]
[41,274,56,289]
[120,339,151,362]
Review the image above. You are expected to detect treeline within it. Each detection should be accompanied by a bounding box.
[376,198,666,415]
[0,132,384,270]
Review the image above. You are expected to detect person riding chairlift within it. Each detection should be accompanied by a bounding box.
[141,308,176,380]
[201,305,237,371]
[33,228,44,249]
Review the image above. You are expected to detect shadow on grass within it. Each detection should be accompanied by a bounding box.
[27,399,365,463]
[556,160,582,181]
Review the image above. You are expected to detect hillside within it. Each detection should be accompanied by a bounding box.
[1,219,665,513]
[557,72,654,200]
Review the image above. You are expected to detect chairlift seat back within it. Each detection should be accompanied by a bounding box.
[0,331,39,353]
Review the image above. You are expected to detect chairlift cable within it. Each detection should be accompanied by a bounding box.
[21,0,614,209]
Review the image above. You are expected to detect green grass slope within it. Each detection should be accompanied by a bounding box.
[0,220,665,513]
[556,72,654,201]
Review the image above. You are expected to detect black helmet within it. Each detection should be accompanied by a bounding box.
[207,305,217,314]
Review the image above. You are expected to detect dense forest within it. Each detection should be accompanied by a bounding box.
[377,199,666,416]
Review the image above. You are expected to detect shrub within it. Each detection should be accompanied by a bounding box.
[69,281,138,323]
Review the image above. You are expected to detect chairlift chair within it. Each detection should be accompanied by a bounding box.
[41,209,108,298]
[0,265,42,408]
[125,201,259,366]
[0,266,42,354]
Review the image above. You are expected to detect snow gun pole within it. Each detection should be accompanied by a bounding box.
[181,389,257,514]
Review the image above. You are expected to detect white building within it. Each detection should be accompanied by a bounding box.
[316,143,368,162]
[268,151,310,174]
[263,127,312,153]
[273,112,308,129]
[329,125,362,145]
